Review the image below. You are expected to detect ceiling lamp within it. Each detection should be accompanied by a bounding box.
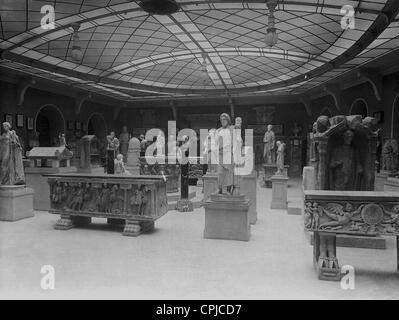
[200,53,209,84]
[265,0,278,48]
[139,0,180,15]
[70,23,83,62]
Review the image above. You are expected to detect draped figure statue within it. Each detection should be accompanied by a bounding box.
[0,122,25,185]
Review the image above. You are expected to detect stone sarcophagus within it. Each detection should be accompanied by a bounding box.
[304,190,399,281]
[46,173,168,237]
[140,156,179,193]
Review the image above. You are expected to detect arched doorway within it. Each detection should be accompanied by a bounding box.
[35,105,65,147]
[349,98,368,118]
[392,93,399,140]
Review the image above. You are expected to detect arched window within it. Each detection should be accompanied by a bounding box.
[35,104,65,147]
[349,98,368,118]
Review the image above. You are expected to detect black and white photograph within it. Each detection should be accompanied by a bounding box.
[1,0,399,304]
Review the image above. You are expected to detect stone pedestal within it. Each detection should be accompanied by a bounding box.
[204,194,250,241]
[271,175,288,209]
[203,173,218,203]
[25,166,76,211]
[239,171,257,224]
[0,185,34,221]
[302,166,315,191]
[375,171,390,191]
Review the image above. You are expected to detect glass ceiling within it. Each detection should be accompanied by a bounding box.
[0,0,398,100]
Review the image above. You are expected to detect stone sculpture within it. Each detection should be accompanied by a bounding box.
[263,124,275,164]
[114,154,131,175]
[0,122,25,185]
[275,141,286,175]
[216,113,234,194]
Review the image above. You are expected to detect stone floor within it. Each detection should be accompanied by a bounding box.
[1,177,399,299]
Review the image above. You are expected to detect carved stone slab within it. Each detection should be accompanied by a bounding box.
[304,190,399,236]
[46,173,168,236]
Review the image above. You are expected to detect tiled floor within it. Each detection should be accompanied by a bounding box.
[0,177,398,299]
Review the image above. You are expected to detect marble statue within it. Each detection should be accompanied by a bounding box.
[329,129,363,191]
[0,122,25,185]
[216,113,234,194]
[119,126,131,163]
[275,141,286,175]
[381,139,398,172]
[114,154,131,175]
[263,124,275,164]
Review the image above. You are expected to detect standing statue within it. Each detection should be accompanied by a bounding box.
[0,122,25,185]
[119,126,131,163]
[275,141,286,175]
[329,129,363,191]
[216,113,234,194]
[263,124,275,164]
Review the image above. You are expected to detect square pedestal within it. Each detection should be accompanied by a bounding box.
[203,173,218,203]
[0,186,34,221]
[302,166,315,191]
[271,175,288,209]
[25,166,76,211]
[204,194,250,241]
[239,171,257,224]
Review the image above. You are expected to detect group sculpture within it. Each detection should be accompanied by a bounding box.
[303,114,399,281]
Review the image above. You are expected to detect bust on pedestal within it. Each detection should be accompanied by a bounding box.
[0,122,34,221]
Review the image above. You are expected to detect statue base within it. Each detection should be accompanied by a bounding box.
[203,194,250,241]
[202,172,218,203]
[0,185,34,221]
[271,175,288,209]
